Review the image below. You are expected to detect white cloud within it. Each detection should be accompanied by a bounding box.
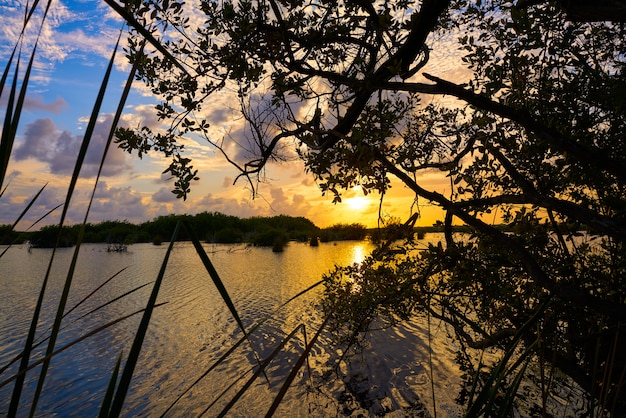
[0,0,121,85]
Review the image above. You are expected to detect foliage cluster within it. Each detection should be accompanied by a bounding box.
[0,224,26,245]
[116,0,626,414]
[318,223,368,242]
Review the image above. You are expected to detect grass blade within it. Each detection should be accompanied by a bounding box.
[6,0,60,410]
[0,304,167,390]
[63,267,129,319]
[0,184,48,259]
[0,43,17,100]
[28,33,123,417]
[182,220,268,383]
[78,282,153,319]
[464,300,550,417]
[9,184,47,231]
[214,324,306,417]
[107,221,182,416]
[101,0,190,76]
[0,52,20,190]
[161,279,325,416]
[0,0,52,190]
[0,268,130,377]
[265,316,330,417]
[98,352,123,418]
[496,356,531,418]
[182,221,248,336]
[0,202,63,259]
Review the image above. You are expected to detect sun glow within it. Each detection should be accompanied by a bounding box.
[345,195,369,211]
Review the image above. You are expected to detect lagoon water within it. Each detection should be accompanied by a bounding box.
[0,238,463,417]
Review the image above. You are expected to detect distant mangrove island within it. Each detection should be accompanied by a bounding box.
[0,212,446,249]
[1,212,575,251]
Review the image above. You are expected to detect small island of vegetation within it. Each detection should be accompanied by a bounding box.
[1,212,384,249]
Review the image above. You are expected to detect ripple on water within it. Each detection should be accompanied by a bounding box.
[1,240,472,416]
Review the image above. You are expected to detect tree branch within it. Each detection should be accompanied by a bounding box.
[372,148,626,318]
[382,75,626,183]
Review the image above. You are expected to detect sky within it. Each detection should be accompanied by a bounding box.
[0,0,465,230]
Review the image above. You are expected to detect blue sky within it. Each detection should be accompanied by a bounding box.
[1,0,454,229]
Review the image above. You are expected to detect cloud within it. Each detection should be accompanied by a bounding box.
[152,187,178,203]
[0,95,67,114]
[26,95,67,113]
[195,193,264,219]
[222,176,234,188]
[14,115,131,177]
[89,181,149,222]
[267,186,312,216]
[193,183,313,220]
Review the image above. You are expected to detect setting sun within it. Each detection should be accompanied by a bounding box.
[345,195,369,211]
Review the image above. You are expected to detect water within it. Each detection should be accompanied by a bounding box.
[0,238,463,417]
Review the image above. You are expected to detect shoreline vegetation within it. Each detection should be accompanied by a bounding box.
[0,212,583,249]
[2,212,369,248]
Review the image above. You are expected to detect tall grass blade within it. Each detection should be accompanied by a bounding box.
[78,282,153,319]
[0,268,131,377]
[496,356,530,418]
[0,54,20,190]
[0,0,44,186]
[28,33,123,417]
[9,184,46,231]
[0,179,9,198]
[3,43,38,186]
[108,221,182,416]
[202,368,255,416]
[0,0,52,190]
[0,44,17,100]
[161,279,325,416]
[63,267,129,319]
[0,201,63,258]
[265,316,330,417]
[181,220,268,382]
[214,324,306,417]
[92,36,144,189]
[0,0,41,97]
[6,0,58,411]
[98,352,123,418]
[182,221,248,337]
[24,203,63,232]
[60,30,141,322]
[464,300,550,417]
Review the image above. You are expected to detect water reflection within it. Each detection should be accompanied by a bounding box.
[350,243,368,265]
[0,237,465,416]
[0,241,380,416]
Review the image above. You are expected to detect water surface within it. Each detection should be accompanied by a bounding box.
[1,238,461,416]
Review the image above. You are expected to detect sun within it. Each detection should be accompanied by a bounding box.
[345,195,369,211]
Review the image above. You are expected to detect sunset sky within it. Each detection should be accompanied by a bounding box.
[0,0,464,229]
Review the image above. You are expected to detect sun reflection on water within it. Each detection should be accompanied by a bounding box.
[351,243,368,265]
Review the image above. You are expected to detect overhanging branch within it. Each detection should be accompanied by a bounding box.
[382,75,626,183]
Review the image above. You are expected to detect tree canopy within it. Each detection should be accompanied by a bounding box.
[114,0,626,414]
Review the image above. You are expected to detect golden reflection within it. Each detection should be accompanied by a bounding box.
[351,244,367,265]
